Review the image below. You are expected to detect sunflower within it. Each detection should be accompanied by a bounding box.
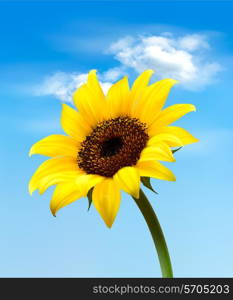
[29,70,198,228]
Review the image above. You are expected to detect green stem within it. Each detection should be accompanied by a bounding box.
[133,189,173,278]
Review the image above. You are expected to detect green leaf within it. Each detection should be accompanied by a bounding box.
[172,147,182,154]
[141,177,158,194]
[87,188,93,211]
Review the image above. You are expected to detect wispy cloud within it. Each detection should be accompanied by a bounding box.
[33,71,116,103]
[33,31,222,102]
[33,72,88,102]
[108,33,222,90]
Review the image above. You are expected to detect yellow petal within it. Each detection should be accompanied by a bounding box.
[133,79,178,125]
[147,133,183,147]
[87,69,106,102]
[36,171,81,195]
[137,160,176,181]
[140,142,175,162]
[29,157,81,195]
[154,126,199,145]
[114,166,140,198]
[73,70,107,125]
[131,70,154,99]
[106,76,130,118]
[92,178,121,228]
[29,134,79,158]
[151,103,196,128]
[50,181,83,216]
[61,104,91,141]
[75,173,104,195]
[131,80,160,117]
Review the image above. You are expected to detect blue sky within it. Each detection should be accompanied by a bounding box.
[1,0,233,277]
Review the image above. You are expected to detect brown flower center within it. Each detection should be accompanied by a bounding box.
[77,116,149,177]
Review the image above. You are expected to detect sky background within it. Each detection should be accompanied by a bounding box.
[1,0,233,277]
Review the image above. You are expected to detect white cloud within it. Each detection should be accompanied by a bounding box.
[33,72,87,102]
[177,34,209,51]
[33,32,222,102]
[101,67,124,81]
[108,33,222,90]
[33,71,114,103]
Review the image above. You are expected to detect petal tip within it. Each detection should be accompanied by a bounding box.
[172,175,176,182]
[147,69,154,74]
[29,145,36,157]
[61,103,68,110]
[28,184,34,196]
[133,192,140,199]
[169,79,179,87]
[192,105,197,112]
[105,221,113,229]
[89,69,97,75]
[104,215,116,228]
[50,205,57,217]
[132,186,140,199]
[143,69,155,79]
[88,69,98,82]
[29,149,33,157]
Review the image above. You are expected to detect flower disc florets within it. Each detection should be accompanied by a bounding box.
[78,116,149,177]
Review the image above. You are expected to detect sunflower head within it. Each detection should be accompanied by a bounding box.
[78,116,149,177]
[29,70,198,228]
